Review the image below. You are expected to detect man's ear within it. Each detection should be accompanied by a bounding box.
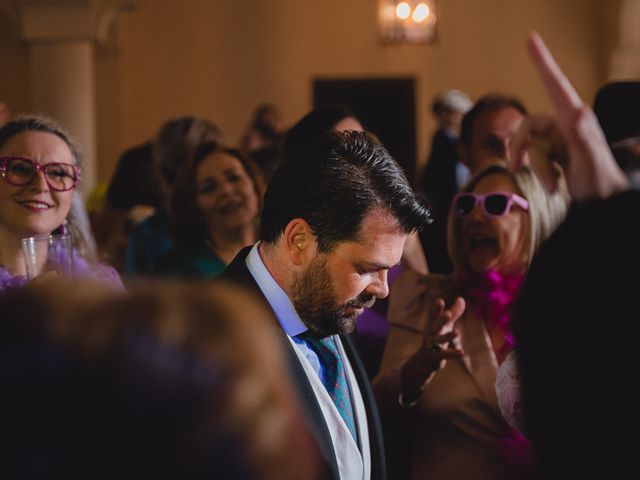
[283,218,316,266]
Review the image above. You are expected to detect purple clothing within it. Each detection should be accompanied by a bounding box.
[356,264,404,339]
[0,253,123,293]
[353,264,405,378]
[0,269,27,291]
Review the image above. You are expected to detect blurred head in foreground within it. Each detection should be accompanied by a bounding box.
[594,81,640,185]
[513,190,640,478]
[0,279,320,480]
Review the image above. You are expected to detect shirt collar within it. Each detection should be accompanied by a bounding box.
[245,242,308,337]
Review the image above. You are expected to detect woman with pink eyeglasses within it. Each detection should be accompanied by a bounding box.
[373,162,567,480]
[0,115,121,291]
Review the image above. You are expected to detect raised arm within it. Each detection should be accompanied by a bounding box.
[511,32,629,201]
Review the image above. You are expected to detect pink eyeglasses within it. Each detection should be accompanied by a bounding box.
[453,191,529,218]
[0,156,80,192]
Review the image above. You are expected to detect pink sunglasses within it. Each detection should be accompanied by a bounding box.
[453,191,529,218]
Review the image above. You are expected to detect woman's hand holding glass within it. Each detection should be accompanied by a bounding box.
[21,234,73,280]
[400,297,466,405]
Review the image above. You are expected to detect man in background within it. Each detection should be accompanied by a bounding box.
[420,89,472,274]
[459,93,528,174]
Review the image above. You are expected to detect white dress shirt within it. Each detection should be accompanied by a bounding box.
[245,243,371,479]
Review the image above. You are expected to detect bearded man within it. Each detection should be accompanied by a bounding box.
[219,130,431,480]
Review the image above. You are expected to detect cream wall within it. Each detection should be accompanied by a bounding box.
[0,0,621,184]
[0,14,31,115]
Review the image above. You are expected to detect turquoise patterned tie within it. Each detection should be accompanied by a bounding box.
[300,333,358,441]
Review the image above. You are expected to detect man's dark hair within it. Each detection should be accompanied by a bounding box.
[261,130,431,252]
[459,94,528,147]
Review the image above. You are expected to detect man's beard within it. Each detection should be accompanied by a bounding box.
[291,255,376,338]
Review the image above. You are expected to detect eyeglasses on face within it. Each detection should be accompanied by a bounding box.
[0,156,80,192]
[453,191,529,218]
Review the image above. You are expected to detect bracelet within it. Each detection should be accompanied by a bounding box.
[398,391,421,408]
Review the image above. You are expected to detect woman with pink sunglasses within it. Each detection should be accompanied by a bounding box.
[373,162,567,480]
[0,115,121,291]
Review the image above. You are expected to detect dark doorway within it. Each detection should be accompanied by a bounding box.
[313,77,417,184]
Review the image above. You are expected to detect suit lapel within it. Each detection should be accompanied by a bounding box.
[341,334,387,480]
[217,248,341,479]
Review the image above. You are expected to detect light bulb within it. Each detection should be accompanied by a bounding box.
[412,3,430,22]
[396,2,411,19]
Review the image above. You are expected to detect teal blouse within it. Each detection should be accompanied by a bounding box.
[156,241,227,280]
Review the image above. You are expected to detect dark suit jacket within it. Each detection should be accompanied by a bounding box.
[420,128,460,274]
[217,246,387,480]
[421,127,459,205]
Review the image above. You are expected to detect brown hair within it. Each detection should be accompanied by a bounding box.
[152,116,221,187]
[171,142,265,244]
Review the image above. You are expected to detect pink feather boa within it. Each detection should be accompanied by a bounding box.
[455,269,524,358]
[455,269,535,475]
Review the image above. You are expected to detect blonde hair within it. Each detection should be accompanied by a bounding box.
[448,163,568,273]
[0,114,98,262]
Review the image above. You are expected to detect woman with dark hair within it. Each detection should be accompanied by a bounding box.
[92,141,162,272]
[124,116,222,276]
[511,191,640,479]
[281,104,362,161]
[157,142,264,279]
[240,103,283,153]
[239,103,284,185]
[0,115,121,291]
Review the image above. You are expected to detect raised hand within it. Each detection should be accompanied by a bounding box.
[511,32,628,201]
[400,297,465,405]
